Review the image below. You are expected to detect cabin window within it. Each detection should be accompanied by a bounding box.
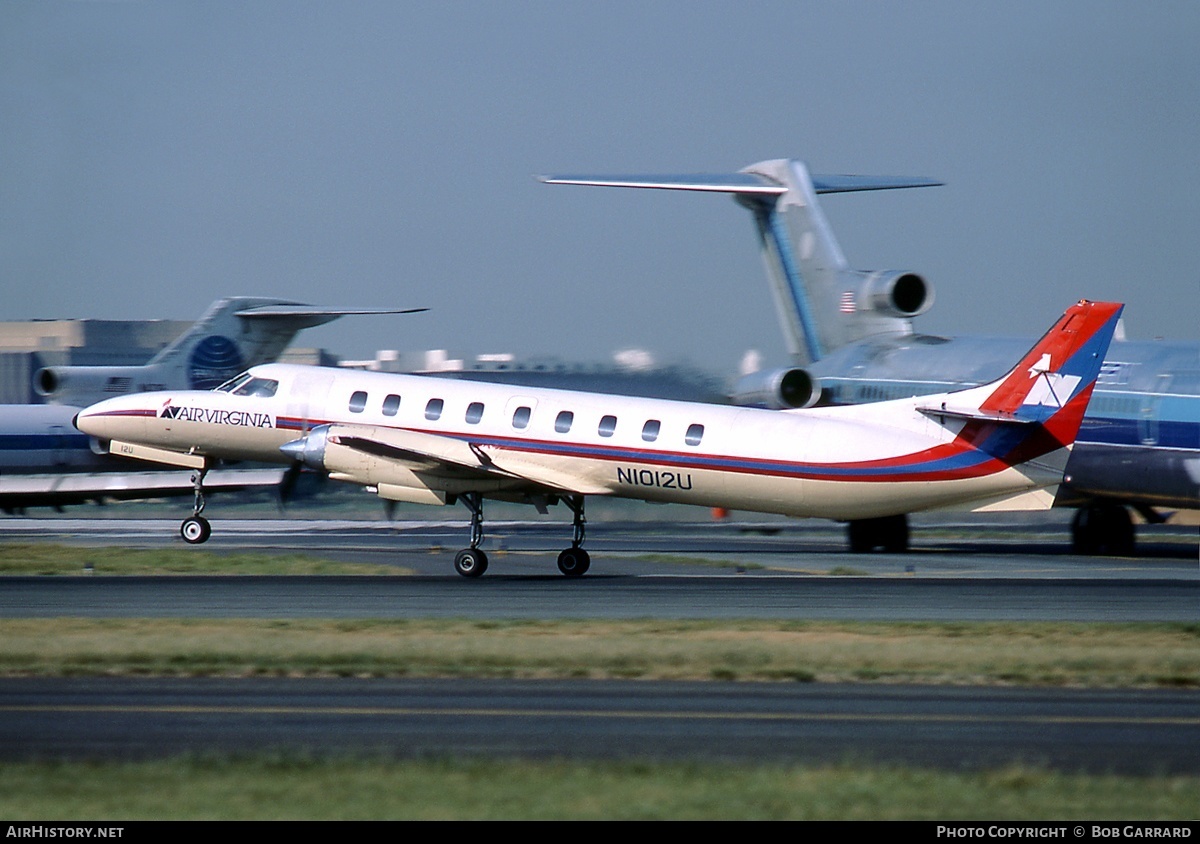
[382,394,401,416]
[641,419,660,442]
[685,423,705,446]
[348,390,368,413]
[555,410,574,433]
[512,406,532,429]
[598,415,617,438]
[465,402,485,424]
[425,398,444,421]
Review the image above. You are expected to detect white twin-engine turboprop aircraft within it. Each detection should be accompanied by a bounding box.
[75,300,1122,577]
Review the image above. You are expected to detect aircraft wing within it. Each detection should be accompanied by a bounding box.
[311,424,615,496]
[0,467,288,510]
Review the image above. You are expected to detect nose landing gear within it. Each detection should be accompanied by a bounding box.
[180,467,211,544]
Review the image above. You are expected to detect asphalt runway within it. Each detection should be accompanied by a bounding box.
[1,516,1195,622]
[3,677,1198,775]
[0,515,1196,772]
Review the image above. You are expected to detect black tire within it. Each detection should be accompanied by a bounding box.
[847,515,909,553]
[180,516,211,545]
[454,548,488,577]
[557,547,590,577]
[1071,504,1135,556]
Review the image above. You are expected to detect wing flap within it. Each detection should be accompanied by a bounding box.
[323,424,613,496]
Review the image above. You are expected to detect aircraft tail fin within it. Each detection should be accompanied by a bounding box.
[919,300,1123,451]
[36,298,425,403]
[148,298,427,390]
[540,160,941,364]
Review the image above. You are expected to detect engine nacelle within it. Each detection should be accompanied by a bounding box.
[857,271,933,318]
[34,366,165,405]
[730,367,821,409]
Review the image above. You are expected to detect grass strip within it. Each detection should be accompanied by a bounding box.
[0,756,1196,819]
[0,543,405,576]
[1,618,1196,687]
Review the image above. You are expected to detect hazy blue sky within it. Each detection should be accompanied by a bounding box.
[2,1,1196,373]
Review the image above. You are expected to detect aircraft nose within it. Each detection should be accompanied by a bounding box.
[73,398,148,442]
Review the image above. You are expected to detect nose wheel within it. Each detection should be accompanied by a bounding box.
[180,467,212,544]
[181,515,211,544]
[454,547,488,577]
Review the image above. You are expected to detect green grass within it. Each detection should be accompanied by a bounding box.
[0,542,407,576]
[1,756,1196,820]
[1,618,1197,686]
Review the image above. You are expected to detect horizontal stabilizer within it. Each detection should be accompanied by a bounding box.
[538,172,941,196]
[235,306,428,318]
[915,405,1035,425]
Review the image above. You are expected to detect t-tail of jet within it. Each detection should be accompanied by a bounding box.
[540,159,941,365]
[34,297,425,406]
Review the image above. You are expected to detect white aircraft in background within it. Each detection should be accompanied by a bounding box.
[0,297,423,511]
[76,299,1121,577]
[542,161,1199,555]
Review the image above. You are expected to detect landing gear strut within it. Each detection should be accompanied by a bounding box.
[449,492,592,577]
[453,492,488,577]
[180,466,211,544]
[847,514,909,553]
[556,495,591,577]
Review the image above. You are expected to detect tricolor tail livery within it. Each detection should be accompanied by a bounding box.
[921,300,1122,437]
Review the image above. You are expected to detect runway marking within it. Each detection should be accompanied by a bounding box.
[4,705,1199,726]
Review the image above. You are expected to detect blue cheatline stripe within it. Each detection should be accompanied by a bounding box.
[1079,418,1200,450]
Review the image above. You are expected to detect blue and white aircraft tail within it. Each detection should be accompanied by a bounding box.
[34,297,425,407]
[541,161,940,365]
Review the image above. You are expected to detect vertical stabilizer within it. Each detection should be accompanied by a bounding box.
[737,159,848,362]
[540,162,940,365]
[35,298,423,404]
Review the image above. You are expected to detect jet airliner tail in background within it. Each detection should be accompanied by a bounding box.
[1,298,424,513]
[541,162,941,364]
[35,297,426,406]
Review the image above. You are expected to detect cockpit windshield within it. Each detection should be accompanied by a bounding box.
[214,372,253,393]
[214,372,278,398]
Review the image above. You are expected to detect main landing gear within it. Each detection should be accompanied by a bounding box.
[1071,502,1136,556]
[451,493,591,578]
[180,466,212,544]
[453,493,488,577]
[556,495,591,577]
